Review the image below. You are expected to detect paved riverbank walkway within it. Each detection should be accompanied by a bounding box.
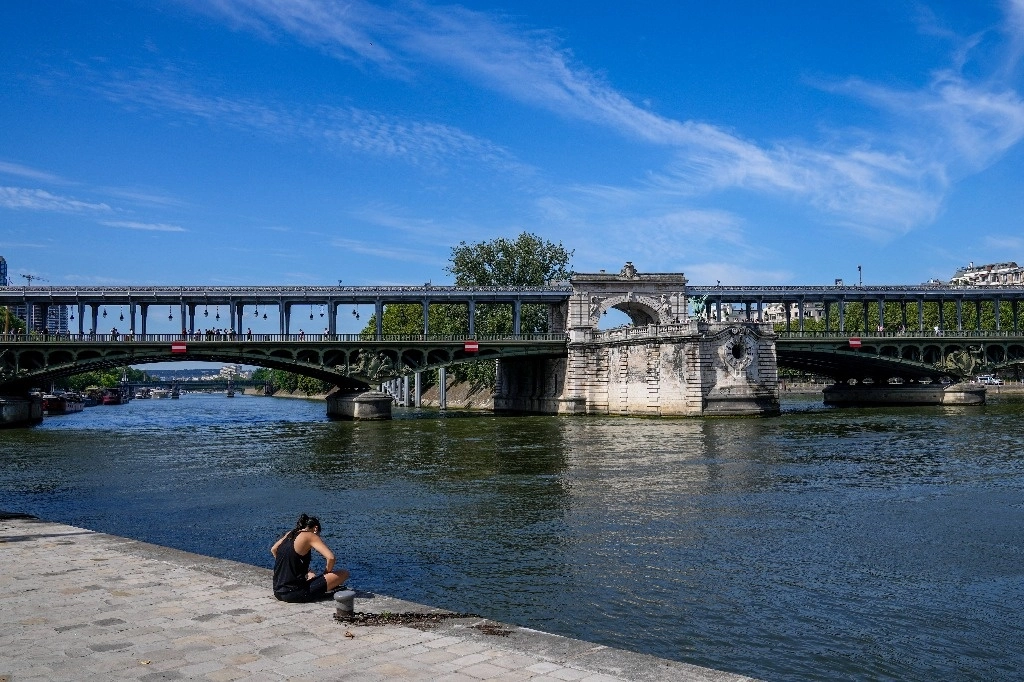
[0,514,755,681]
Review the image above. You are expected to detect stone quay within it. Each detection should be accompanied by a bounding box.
[0,513,757,681]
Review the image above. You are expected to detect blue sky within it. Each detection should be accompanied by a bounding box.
[3,0,1024,322]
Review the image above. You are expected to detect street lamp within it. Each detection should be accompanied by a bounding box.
[858,265,862,287]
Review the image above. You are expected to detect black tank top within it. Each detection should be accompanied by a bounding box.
[273,534,311,594]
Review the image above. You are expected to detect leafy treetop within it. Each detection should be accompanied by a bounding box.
[446,232,573,287]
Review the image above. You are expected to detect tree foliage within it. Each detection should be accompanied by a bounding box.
[776,300,1022,334]
[61,367,149,390]
[361,232,574,389]
[1,308,25,334]
[445,232,573,288]
[251,367,333,396]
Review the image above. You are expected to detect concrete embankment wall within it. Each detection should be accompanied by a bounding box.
[0,395,42,428]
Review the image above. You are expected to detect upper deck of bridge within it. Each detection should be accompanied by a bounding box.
[4,282,1024,307]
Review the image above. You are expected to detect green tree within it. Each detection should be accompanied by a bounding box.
[445,233,573,386]
[360,233,574,389]
[778,300,1021,335]
[62,367,149,390]
[1,307,25,334]
[252,367,332,395]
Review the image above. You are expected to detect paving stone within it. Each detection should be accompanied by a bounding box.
[549,668,593,681]
[461,661,514,679]
[0,517,758,682]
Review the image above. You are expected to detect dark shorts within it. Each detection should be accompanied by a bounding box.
[275,575,329,603]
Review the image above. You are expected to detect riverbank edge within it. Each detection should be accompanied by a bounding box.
[0,512,756,682]
[264,380,1024,410]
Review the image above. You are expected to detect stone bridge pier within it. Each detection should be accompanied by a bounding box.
[494,264,781,416]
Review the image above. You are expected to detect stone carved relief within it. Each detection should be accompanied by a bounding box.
[688,295,709,321]
[936,346,986,378]
[349,351,399,381]
[717,328,755,378]
[619,261,638,279]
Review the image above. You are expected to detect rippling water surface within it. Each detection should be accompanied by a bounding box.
[2,392,1023,681]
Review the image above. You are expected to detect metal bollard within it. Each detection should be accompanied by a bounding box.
[334,589,356,618]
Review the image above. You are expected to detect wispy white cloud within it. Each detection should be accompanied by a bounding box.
[682,262,795,286]
[330,236,447,266]
[833,71,1024,171]
[1,159,185,210]
[100,186,187,208]
[0,241,47,249]
[983,233,1024,250]
[97,71,524,173]
[191,0,1024,239]
[347,205,461,244]
[100,220,186,232]
[0,161,67,184]
[1002,0,1024,76]
[0,186,112,213]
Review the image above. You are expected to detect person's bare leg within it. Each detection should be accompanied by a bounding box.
[325,569,349,591]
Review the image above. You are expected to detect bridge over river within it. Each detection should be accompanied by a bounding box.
[3,263,1023,419]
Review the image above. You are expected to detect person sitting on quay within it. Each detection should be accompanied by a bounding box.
[271,513,349,603]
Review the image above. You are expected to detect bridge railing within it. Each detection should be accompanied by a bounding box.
[0,332,568,343]
[777,330,1024,339]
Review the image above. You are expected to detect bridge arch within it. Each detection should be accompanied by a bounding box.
[593,293,670,327]
[0,336,566,393]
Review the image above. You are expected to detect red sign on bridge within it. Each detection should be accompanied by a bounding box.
[171,342,187,354]
[464,341,479,353]
[848,338,862,349]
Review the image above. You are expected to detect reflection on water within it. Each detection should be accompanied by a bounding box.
[1,393,1023,681]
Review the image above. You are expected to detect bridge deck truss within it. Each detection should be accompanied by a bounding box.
[777,332,1024,382]
[0,334,568,392]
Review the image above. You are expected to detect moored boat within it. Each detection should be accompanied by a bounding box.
[42,394,67,415]
[101,388,125,405]
[62,392,86,413]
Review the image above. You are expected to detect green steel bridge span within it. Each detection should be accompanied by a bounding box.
[3,328,1023,394]
[776,331,1024,382]
[4,279,1024,393]
[0,333,567,393]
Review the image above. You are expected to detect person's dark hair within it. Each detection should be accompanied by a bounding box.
[286,513,321,540]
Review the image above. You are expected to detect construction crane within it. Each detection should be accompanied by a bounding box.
[13,274,48,333]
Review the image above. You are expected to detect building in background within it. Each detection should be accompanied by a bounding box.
[0,255,68,332]
[949,262,1024,286]
[762,301,825,324]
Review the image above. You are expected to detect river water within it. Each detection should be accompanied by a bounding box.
[1,392,1022,681]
